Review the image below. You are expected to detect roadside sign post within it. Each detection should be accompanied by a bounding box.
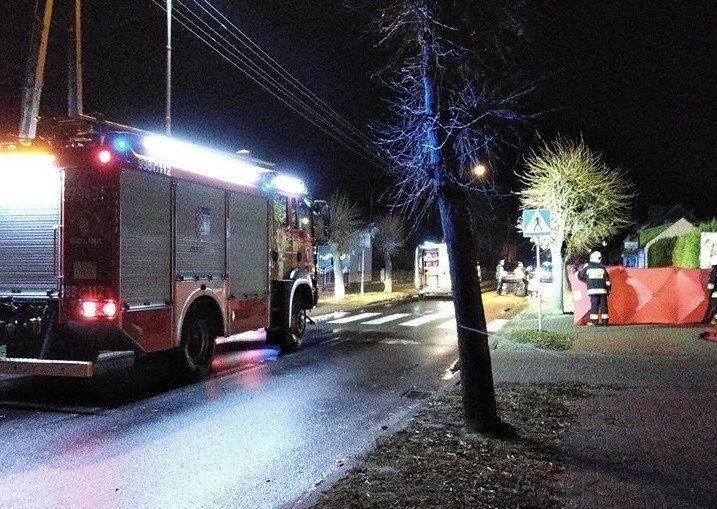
[535,242,542,332]
[522,209,552,332]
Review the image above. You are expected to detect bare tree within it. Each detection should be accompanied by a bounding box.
[517,136,635,309]
[356,0,532,433]
[327,190,365,300]
[373,212,406,293]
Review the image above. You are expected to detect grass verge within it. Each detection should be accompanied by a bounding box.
[309,383,591,509]
[502,328,574,350]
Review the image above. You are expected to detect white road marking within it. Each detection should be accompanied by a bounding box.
[399,312,453,327]
[328,312,381,324]
[324,337,348,346]
[438,318,509,332]
[437,319,456,330]
[314,311,511,332]
[311,312,349,323]
[361,313,412,325]
[380,338,421,345]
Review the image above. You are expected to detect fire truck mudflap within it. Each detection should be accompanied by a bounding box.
[0,298,138,377]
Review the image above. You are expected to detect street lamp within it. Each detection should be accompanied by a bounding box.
[472,163,487,178]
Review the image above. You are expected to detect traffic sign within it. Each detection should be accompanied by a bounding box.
[522,208,551,237]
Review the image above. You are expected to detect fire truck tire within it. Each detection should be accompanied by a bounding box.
[283,296,307,353]
[178,309,216,380]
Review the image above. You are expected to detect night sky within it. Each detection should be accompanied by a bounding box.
[1,1,715,229]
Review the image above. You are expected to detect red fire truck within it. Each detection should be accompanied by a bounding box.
[0,117,328,380]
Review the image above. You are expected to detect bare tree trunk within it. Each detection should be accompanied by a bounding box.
[549,243,565,312]
[331,246,346,300]
[417,14,499,432]
[383,252,393,293]
[438,190,499,432]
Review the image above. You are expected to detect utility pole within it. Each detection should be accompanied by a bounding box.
[165,0,172,136]
[19,0,54,140]
[67,0,83,117]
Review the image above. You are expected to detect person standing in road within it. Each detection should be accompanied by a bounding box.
[495,259,506,295]
[705,256,717,325]
[514,262,527,297]
[577,250,611,326]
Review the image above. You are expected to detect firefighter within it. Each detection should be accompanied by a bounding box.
[495,259,506,295]
[577,250,611,326]
[514,262,527,297]
[705,256,717,325]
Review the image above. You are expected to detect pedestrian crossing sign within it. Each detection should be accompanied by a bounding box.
[522,208,551,237]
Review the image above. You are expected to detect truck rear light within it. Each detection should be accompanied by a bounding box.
[79,300,118,319]
[97,149,113,164]
[102,301,118,318]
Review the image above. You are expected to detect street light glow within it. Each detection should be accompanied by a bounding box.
[472,163,487,178]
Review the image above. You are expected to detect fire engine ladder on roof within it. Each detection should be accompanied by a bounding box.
[20,0,85,141]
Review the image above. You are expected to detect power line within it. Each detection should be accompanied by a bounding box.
[197,0,374,147]
[150,0,387,169]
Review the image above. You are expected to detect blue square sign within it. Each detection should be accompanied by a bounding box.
[522,209,551,237]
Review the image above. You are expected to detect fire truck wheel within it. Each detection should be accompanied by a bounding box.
[178,311,216,380]
[284,301,307,353]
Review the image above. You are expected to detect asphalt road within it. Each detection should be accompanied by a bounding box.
[0,293,525,509]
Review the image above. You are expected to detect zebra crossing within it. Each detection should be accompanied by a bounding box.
[311,309,509,333]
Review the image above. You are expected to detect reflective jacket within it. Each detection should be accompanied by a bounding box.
[577,261,611,295]
[708,265,717,299]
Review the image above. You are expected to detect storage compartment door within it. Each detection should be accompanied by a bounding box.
[175,182,226,280]
[0,165,61,295]
[120,170,172,307]
[227,193,270,332]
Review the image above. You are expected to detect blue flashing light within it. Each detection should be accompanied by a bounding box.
[113,137,130,152]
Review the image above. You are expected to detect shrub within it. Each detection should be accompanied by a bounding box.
[673,219,717,268]
[639,224,669,246]
[648,236,677,267]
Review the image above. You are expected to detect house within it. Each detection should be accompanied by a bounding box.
[621,205,698,267]
[316,228,374,288]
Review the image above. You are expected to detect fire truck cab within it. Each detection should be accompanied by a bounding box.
[0,117,327,380]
